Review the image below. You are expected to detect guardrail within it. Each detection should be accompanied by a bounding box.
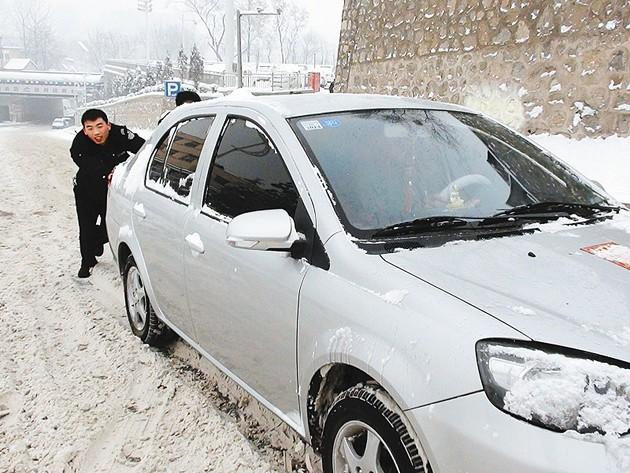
[202,71,309,90]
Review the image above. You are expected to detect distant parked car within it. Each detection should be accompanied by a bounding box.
[108,92,630,473]
[51,117,73,129]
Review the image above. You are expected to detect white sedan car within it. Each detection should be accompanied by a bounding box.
[107,92,630,473]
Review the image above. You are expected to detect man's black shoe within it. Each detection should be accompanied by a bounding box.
[77,259,97,278]
[77,265,92,278]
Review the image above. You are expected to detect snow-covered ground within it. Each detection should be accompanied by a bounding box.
[0,125,309,473]
[531,134,630,203]
[0,123,628,472]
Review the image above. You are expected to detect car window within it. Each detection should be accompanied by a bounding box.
[147,128,174,183]
[203,117,299,219]
[146,116,214,203]
[290,109,606,238]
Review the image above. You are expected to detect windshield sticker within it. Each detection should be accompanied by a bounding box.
[300,120,323,131]
[581,242,630,270]
[321,118,341,128]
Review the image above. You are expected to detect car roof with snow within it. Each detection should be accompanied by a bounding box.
[182,91,476,119]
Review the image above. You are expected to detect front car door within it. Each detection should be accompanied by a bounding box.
[133,115,215,338]
[183,113,310,429]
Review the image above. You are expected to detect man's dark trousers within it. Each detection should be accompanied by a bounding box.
[74,182,108,266]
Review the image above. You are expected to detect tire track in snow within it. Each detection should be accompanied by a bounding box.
[0,126,302,473]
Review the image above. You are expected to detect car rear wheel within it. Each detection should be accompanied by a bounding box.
[123,255,173,346]
[322,385,430,473]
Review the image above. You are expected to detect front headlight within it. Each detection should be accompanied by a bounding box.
[476,339,630,435]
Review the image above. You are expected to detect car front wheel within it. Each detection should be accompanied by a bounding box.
[322,385,430,473]
[123,255,173,346]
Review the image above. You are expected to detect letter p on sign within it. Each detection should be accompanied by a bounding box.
[165,81,182,97]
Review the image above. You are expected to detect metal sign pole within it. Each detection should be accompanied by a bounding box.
[236,10,243,88]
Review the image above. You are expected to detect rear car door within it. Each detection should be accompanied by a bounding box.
[183,114,309,427]
[133,115,215,339]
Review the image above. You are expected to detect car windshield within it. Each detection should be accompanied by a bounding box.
[290,109,608,239]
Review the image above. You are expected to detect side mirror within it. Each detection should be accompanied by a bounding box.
[226,209,304,251]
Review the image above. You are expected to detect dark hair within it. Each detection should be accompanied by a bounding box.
[81,108,108,125]
[175,90,201,106]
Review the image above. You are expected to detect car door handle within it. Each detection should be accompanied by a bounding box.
[185,233,205,254]
[133,202,146,219]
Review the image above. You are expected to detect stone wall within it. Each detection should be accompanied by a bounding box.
[77,93,174,130]
[335,0,630,137]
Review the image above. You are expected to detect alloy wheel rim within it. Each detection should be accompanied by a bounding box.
[126,267,147,331]
[332,420,401,473]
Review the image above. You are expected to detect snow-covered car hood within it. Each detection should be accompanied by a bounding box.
[381,212,630,363]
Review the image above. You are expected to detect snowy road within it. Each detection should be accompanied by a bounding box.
[0,125,301,473]
[1,123,628,473]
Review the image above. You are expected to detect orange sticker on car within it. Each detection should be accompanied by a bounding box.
[581,242,630,270]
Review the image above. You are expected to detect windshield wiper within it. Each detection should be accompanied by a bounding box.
[370,203,621,239]
[491,202,620,218]
[371,216,483,238]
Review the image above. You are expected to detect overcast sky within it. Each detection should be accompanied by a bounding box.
[0,0,344,66]
[1,0,344,45]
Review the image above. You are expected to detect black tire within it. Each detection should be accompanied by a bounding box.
[123,255,174,346]
[322,385,430,473]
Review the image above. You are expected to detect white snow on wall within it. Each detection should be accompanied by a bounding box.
[527,106,544,118]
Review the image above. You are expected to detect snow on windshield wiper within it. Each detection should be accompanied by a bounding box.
[491,202,620,218]
[371,216,481,238]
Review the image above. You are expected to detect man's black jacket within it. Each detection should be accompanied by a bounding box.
[70,124,145,188]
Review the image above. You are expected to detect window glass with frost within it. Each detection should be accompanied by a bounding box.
[146,116,214,203]
[290,109,606,238]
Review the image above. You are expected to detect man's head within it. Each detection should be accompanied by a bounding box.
[175,90,201,107]
[81,108,111,145]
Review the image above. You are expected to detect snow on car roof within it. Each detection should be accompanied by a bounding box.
[187,91,476,119]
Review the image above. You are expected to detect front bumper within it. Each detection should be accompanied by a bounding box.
[408,392,609,473]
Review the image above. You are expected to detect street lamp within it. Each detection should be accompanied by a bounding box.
[138,0,153,64]
[236,8,281,88]
[77,41,90,105]
[180,13,197,51]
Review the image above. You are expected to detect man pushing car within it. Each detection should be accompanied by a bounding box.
[70,109,145,278]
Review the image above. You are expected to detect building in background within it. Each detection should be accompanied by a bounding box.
[2,58,37,71]
[0,41,26,70]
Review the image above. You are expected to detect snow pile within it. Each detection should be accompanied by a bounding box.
[489,345,630,435]
[0,125,288,473]
[511,306,536,316]
[565,432,630,473]
[608,211,630,233]
[523,216,580,233]
[86,82,223,109]
[530,134,630,203]
[381,289,409,305]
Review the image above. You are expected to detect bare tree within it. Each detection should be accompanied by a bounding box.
[272,0,307,64]
[84,30,133,70]
[151,23,184,60]
[184,0,225,62]
[300,30,318,65]
[240,0,276,66]
[253,24,276,64]
[14,0,57,69]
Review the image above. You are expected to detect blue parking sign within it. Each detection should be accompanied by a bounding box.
[164,81,182,97]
